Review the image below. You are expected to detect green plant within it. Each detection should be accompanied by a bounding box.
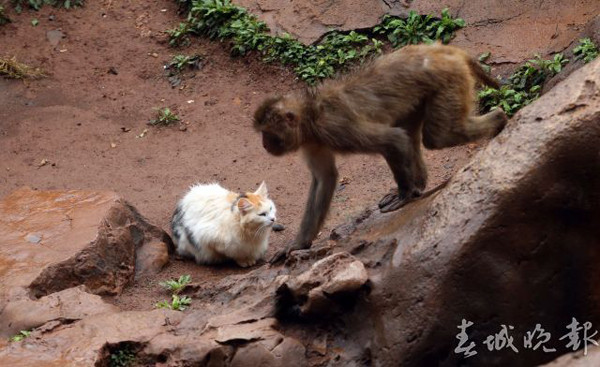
[478,51,492,73]
[109,348,136,367]
[478,52,568,117]
[0,5,10,25]
[149,107,180,125]
[9,330,31,342]
[31,18,38,26]
[166,22,191,47]
[374,8,464,47]
[169,2,465,84]
[434,8,466,43]
[11,0,84,13]
[156,294,192,311]
[478,84,541,117]
[573,38,599,63]
[529,53,568,76]
[168,54,203,71]
[159,274,191,294]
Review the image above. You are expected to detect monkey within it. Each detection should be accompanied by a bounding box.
[253,43,508,262]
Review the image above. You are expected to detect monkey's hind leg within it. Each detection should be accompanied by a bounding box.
[423,106,508,150]
[377,128,422,213]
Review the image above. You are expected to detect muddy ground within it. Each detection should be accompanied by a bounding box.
[0,1,594,312]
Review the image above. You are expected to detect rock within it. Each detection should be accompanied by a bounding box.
[135,240,169,276]
[0,188,172,307]
[0,309,184,366]
[542,348,600,366]
[328,58,600,365]
[276,252,368,317]
[0,286,118,338]
[46,30,64,47]
[544,15,600,93]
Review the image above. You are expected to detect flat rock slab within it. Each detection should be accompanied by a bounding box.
[234,0,600,63]
[0,286,118,338]
[0,188,171,310]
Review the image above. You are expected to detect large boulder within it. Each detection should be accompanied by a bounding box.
[324,57,600,366]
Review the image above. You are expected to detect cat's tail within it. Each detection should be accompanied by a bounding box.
[171,205,183,244]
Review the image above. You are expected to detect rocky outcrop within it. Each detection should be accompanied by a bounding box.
[327,57,600,366]
[276,252,368,318]
[0,188,171,336]
[543,348,600,366]
[234,0,600,64]
[0,286,118,338]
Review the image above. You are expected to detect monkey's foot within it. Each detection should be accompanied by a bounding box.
[269,249,288,265]
[493,109,509,135]
[269,241,311,265]
[378,188,422,213]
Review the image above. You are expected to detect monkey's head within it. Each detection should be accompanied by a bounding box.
[253,95,305,156]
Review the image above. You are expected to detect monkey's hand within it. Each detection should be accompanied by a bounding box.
[269,240,311,265]
[378,188,422,213]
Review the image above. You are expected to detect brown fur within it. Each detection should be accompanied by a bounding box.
[254,43,508,260]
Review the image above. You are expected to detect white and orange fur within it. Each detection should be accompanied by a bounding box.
[171,182,276,267]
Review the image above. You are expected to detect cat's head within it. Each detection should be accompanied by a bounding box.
[237,181,276,229]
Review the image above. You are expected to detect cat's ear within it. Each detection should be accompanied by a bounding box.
[254,181,268,197]
[237,198,254,214]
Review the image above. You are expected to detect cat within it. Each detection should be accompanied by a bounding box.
[171,181,276,267]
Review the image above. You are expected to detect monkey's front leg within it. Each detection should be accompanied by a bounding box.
[270,147,338,264]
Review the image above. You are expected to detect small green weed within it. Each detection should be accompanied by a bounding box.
[109,348,136,367]
[168,54,203,71]
[156,294,192,311]
[11,0,84,13]
[478,84,541,117]
[478,53,567,117]
[159,274,191,294]
[573,38,599,63]
[9,330,31,342]
[149,107,180,126]
[478,51,492,73]
[374,8,465,47]
[0,5,10,25]
[166,22,190,47]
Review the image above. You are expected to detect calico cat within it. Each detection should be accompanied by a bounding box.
[171,182,276,267]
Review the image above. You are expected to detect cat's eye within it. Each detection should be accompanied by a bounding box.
[259,212,267,216]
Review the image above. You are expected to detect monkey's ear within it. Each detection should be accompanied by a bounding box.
[284,111,298,126]
[237,198,254,214]
[254,181,268,197]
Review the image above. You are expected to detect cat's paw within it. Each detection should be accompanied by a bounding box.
[236,259,256,268]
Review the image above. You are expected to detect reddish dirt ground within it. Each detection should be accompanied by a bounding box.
[0,1,479,311]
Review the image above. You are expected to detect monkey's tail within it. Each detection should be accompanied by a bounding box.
[467,57,500,89]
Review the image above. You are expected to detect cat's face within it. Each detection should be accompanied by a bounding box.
[237,182,276,229]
